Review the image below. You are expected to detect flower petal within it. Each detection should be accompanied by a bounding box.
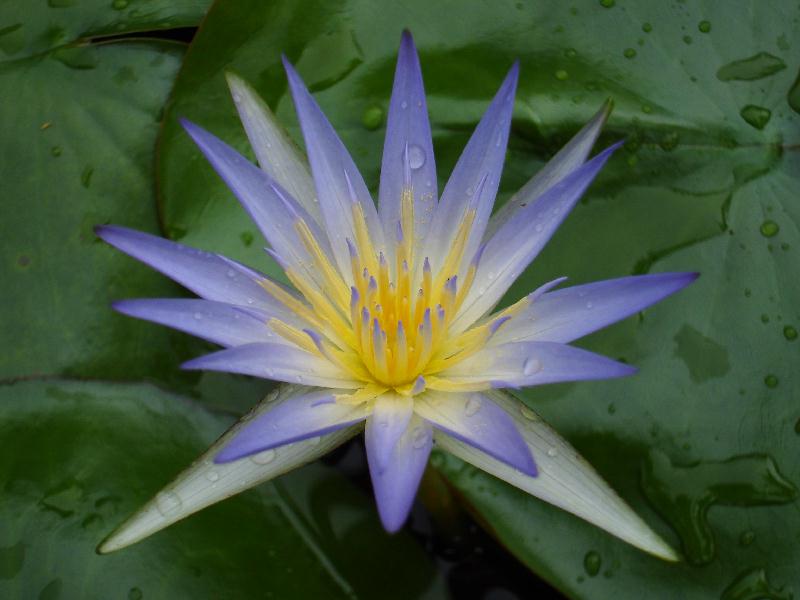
[440,341,637,389]
[113,298,277,347]
[484,101,611,239]
[98,385,360,554]
[181,119,334,282]
[366,408,432,532]
[283,57,385,280]
[95,225,280,313]
[422,64,518,272]
[492,273,700,345]
[226,72,319,220]
[215,389,369,463]
[182,342,361,389]
[414,391,536,476]
[365,392,414,473]
[434,389,679,561]
[452,143,621,333]
[379,31,437,250]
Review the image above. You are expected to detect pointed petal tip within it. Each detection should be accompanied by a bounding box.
[379,513,406,534]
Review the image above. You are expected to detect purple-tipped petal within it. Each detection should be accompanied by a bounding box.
[414,392,536,476]
[379,31,437,249]
[485,101,612,239]
[181,119,334,280]
[225,72,320,220]
[215,389,368,463]
[366,410,432,532]
[493,272,700,345]
[283,57,385,280]
[452,143,621,332]
[365,393,414,474]
[95,225,282,314]
[441,341,637,389]
[422,63,518,273]
[182,342,360,388]
[113,299,275,347]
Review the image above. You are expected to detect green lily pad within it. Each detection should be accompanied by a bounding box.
[0,379,443,599]
[0,1,217,383]
[159,0,800,597]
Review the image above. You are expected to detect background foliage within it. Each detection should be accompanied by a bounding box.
[1,0,798,598]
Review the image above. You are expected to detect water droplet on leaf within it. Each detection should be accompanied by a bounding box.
[740,105,772,130]
[583,551,602,576]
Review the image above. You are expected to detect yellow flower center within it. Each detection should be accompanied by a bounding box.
[258,187,523,401]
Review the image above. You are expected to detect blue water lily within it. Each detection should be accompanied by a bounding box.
[97,31,695,560]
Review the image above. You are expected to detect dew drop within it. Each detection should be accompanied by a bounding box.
[783,325,797,341]
[523,358,542,376]
[81,166,94,188]
[764,374,778,388]
[232,92,242,103]
[642,22,653,33]
[128,588,143,600]
[308,436,321,446]
[412,427,429,449]
[760,219,779,237]
[717,52,787,82]
[598,0,614,7]
[738,530,755,546]
[407,144,426,169]
[586,301,594,310]
[205,470,220,482]
[534,223,543,233]
[583,550,602,576]
[517,405,536,422]
[251,449,277,465]
[193,312,202,320]
[226,268,236,279]
[112,0,128,9]
[246,297,255,305]
[623,48,637,59]
[555,69,569,81]
[400,100,408,109]
[740,105,772,130]
[155,491,182,516]
[51,146,62,157]
[698,20,711,33]
[465,396,482,417]
[361,105,384,130]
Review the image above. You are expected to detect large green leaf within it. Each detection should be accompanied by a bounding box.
[158,0,800,597]
[0,1,213,383]
[0,379,443,599]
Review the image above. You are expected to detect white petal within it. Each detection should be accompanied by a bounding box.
[226,72,320,221]
[98,385,360,554]
[434,389,678,561]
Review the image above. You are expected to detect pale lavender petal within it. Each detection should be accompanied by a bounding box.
[422,63,518,274]
[366,410,432,532]
[181,119,334,281]
[441,341,637,388]
[99,384,360,554]
[283,57,385,280]
[182,343,360,388]
[452,143,621,332]
[365,393,413,473]
[492,273,699,345]
[113,299,276,347]
[485,101,612,239]
[414,391,536,476]
[225,72,320,220]
[215,389,369,463]
[95,225,278,312]
[379,31,437,249]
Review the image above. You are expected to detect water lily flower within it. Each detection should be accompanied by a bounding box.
[96,31,695,560]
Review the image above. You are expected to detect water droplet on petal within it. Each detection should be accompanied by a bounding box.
[308,436,321,446]
[400,100,408,109]
[155,491,182,516]
[251,449,277,465]
[232,92,242,103]
[407,144,426,169]
[523,358,542,376]
[465,396,482,417]
[519,405,539,421]
[547,447,558,457]
[193,312,202,320]
[226,268,236,278]
[412,427,429,449]
[205,470,220,482]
